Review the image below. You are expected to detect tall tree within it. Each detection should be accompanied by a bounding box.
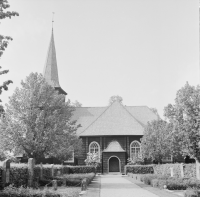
[141,119,174,163]
[109,95,123,105]
[0,0,19,112]
[0,73,81,162]
[150,108,160,119]
[164,82,200,161]
[72,100,82,107]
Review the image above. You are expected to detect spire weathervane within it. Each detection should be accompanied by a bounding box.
[52,12,54,29]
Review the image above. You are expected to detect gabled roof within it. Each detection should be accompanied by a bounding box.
[43,29,67,95]
[103,141,125,152]
[72,101,158,136]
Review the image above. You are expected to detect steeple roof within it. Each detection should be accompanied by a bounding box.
[43,29,67,95]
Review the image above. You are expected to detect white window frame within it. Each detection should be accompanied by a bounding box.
[89,141,100,159]
[130,140,141,159]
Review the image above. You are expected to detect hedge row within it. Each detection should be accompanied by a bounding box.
[0,185,61,197]
[185,188,200,197]
[3,163,95,188]
[68,166,96,174]
[140,174,200,190]
[184,164,196,178]
[10,165,29,187]
[153,163,196,178]
[153,164,181,178]
[56,173,96,187]
[125,165,154,174]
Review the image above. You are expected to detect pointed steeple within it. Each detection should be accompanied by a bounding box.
[43,29,67,95]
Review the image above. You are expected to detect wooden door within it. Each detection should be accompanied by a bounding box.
[109,157,120,172]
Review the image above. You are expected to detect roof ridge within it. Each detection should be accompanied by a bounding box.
[73,106,107,108]
[79,102,145,136]
[119,102,145,128]
[78,103,113,135]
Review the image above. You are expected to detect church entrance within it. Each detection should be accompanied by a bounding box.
[109,156,120,172]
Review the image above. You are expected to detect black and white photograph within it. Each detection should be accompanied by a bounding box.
[0,0,199,196]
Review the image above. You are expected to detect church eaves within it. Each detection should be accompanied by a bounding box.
[43,29,67,95]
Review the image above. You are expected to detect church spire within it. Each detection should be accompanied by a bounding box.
[43,28,67,95]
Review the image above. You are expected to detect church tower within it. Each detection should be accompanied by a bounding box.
[43,28,67,95]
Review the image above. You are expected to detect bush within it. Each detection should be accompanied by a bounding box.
[56,173,95,187]
[141,174,160,185]
[153,164,182,178]
[184,164,196,179]
[184,188,200,197]
[1,185,61,197]
[126,165,154,174]
[10,165,29,187]
[151,179,159,187]
[141,174,200,190]
[69,166,96,174]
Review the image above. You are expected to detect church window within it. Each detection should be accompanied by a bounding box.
[89,141,100,158]
[130,141,141,159]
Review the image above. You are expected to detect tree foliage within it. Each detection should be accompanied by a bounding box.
[84,152,100,167]
[0,73,81,162]
[72,100,82,107]
[109,95,123,105]
[164,82,200,161]
[141,119,174,163]
[0,0,19,110]
[150,108,160,119]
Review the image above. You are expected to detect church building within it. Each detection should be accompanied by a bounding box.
[43,29,158,173]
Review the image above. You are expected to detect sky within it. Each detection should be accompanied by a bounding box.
[0,0,199,118]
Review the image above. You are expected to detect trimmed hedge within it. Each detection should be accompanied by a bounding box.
[2,162,96,189]
[1,185,61,197]
[184,188,200,197]
[184,164,196,178]
[153,164,182,178]
[140,174,200,190]
[126,165,154,174]
[10,165,29,187]
[68,166,96,174]
[56,173,95,187]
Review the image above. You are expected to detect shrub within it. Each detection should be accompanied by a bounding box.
[10,165,29,187]
[151,179,159,187]
[63,166,70,174]
[184,188,200,197]
[126,165,154,174]
[69,166,96,174]
[141,174,159,185]
[184,164,196,178]
[56,173,95,187]
[141,174,200,190]
[153,164,182,178]
[1,185,61,197]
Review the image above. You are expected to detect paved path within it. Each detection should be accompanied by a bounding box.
[100,175,159,197]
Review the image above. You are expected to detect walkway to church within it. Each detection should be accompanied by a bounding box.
[84,174,182,197]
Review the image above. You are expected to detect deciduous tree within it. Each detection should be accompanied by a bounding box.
[164,82,200,161]
[0,0,19,112]
[0,73,81,162]
[109,95,123,105]
[141,119,174,163]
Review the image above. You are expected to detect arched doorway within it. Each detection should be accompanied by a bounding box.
[108,156,120,172]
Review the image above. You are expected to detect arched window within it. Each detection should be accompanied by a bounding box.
[130,141,141,159]
[89,141,100,157]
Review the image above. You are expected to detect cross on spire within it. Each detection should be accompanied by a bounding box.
[52,12,54,30]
